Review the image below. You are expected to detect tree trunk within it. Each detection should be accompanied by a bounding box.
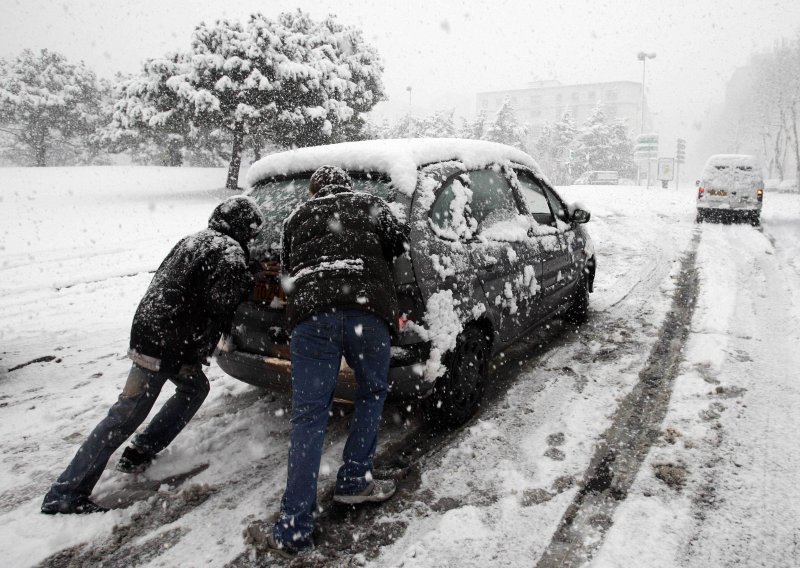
[790,102,800,190]
[34,128,47,167]
[163,138,183,167]
[226,123,245,191]
[252,135,262,162]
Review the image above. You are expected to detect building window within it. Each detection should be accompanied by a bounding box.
[481,98,488,109]
[556,93,563,103]
[607,104,618,116]
[530,95,541,106]
[531,109,541,118]
[588,91,596,101]
[606,90,618,101]
[571,92,579,102]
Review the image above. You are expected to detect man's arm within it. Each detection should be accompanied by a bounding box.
[376,200,410,261]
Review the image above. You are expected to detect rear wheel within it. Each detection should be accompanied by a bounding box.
[423,325,489,428]
[695,210,704,223]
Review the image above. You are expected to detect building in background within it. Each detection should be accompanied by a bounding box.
[476,80,653,144]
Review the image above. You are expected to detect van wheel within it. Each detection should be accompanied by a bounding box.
[423,326,489,428]
[565,277,590,326]
[749,213,761,227]
[696,211,704,223]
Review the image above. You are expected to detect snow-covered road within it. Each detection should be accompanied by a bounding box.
[1,167,798,567]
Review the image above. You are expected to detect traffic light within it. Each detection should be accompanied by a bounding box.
[676,138,686,164]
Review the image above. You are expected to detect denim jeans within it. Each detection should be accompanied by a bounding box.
[43,363,209,504]
[273,309,390,547]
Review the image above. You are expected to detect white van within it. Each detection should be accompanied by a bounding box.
[696,154,764,225]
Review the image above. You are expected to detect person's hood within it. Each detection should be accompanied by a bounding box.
[208,196,264,247]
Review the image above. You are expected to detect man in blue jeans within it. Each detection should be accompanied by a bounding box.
[268,166,409,557]
[41,197,264,514]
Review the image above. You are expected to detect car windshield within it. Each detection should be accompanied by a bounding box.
[248,173,392,259]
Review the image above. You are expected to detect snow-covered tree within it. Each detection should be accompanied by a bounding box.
[483,98,528,150]
[535,111,577,184]
[460,110,487,140]
[377,110,457,139]
[573,104,634,176]
[110,54,193,166]
[0,49,101,166]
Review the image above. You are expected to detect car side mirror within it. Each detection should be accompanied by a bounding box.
[571,208,591,224]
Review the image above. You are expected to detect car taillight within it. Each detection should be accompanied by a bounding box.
[698,186,705,199]
[757,188,764,202]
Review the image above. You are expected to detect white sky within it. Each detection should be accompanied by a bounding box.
[2,0,799,160]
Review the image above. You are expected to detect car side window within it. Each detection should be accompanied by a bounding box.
[543,186,569,223]
[467,168,519,229]
[428,175,477,241]
[516,171,556,226]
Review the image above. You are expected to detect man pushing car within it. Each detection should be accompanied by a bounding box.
[41,196,264,514]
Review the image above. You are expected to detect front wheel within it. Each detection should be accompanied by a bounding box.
[564,277,590,326]
[423,325,490,428]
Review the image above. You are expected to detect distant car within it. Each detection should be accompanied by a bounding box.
[696,154,764,225]
[217,139,596,426]
[573,171,620,185]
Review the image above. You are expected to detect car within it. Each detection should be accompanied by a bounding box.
[696,154,764,225]
[573,170,619,185]
[216,138,596,426]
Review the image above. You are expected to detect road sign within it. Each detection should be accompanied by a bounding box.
[676,138,686,164]
[635,133,659,160]
[657,157,675,181]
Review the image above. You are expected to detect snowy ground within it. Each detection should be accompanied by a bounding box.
[1,167,798,567]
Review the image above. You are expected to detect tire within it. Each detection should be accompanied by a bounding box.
[423,325,489,428]
[695,211,704,223]
[565,277,590,326]
[750,212,761,227]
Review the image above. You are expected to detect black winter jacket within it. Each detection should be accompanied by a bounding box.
[130,197,263,372]
[281,185,409,333]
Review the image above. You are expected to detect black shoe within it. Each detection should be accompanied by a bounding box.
[116,445,153,474]
[333,479,397,505]
[266,532,314,559]
[41,496,109,515]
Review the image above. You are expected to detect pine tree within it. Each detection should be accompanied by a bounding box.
[0,49,101,166]
[535,111,577,184]
[483,98,528,150]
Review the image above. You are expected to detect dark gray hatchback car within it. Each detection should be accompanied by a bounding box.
[217,138,596,426]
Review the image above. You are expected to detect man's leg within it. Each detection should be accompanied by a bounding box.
[273,313,342,549]
[335,310,390,495]
[43,364,167,506]
[131,367,210,457]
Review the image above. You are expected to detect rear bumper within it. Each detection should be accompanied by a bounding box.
[216,342,432,401]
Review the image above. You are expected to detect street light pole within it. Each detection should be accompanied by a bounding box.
[637,51,656,186]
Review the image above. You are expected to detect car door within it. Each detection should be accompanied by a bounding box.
[542,183,585,299]
[513,169,572,320]
[465,167,542,343]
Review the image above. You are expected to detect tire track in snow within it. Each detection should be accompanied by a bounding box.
[537,230,701,568]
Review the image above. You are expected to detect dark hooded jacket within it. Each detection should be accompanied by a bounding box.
[130,196,264,372]
[281,184,409,333]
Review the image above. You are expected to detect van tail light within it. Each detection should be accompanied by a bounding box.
[698,186,705,199]
[757,188,764,202]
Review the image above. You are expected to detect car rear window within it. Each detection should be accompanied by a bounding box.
[248,173,391,258]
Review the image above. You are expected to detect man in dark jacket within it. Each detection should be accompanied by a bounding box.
[268,166,408,557]
[41,196,264,515]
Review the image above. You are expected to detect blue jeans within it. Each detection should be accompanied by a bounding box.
[43,363,209,504]
[273,309,390,547]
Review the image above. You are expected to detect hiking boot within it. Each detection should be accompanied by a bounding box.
[116,445,153,474]
[266,532,314,559]
[333,479,397,505]
[41,496,109,515]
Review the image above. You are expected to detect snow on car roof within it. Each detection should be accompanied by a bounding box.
[246,138,544,196]
[703,154,760,169]
[702,154,762,181]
